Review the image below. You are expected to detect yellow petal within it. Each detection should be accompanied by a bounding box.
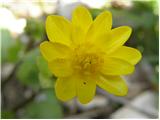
[107,26,132,52]
[71,26,86,45]
[96,75,128,96]
[55,76,76,101]
[93,11,112,31]
[40,41,72,62]
[108,46,142,65]
[86,11,112,42]
[72,5,92,33]
[48,59,73,77]
[94,26,132,53]
[77,75,96,104]
[46,15,72,46]
[101,57,134,75]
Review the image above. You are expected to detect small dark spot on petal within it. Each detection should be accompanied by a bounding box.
[83,82,86,85]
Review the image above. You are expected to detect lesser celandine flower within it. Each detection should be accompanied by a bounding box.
[40,6,142,104]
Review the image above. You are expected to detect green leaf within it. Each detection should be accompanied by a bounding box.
[39,74,55,89]
[1,111,15,119]
[23,89,63,118]
[16,48,40,89]
[25,18,45,41]
[37,56,56,89]
[1,29,14,63]
[1,29,23,63]
[36,56,52,78]
[90,8,104,19]
[7,40,23,62]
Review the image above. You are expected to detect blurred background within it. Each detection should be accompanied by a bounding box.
[1,0,159,119]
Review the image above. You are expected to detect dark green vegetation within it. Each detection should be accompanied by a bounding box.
[1,1,158,118]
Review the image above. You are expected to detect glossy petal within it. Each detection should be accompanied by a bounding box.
[40,41,72,62]
[71,26,86,45]
[96,75,128,96]
[48,59,73,77]
[107,26,132,52]
[77,75,96,104]
[108,46,142,65]
[46,15,72,46]
[55,76,76,101]
[101,57,134,75]
[86,11,112,42]
[94,26,132,53]
[72,5,92,33]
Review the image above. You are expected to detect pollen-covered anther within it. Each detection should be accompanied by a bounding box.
[73,53,104,75]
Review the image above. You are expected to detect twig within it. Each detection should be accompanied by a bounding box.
[2,61,22,89]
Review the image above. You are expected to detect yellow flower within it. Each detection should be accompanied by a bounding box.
[40,6,142,104]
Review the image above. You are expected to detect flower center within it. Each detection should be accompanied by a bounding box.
[73,52,104,75]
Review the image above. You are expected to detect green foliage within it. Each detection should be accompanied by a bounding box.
[37,56,56,88]
[110,9,155,29]
[38,74,55,89]
[16,48,40,89]
[23,89,63,118]
[1,29,13,63]
[131,1,157,14]
[37,56,52,78]
[7,40,23,62]
[89,8,104,19]
[25,18,45,41]
[151,65,159,90]
[1,29,23,63]
[1,1,159,118]
[1,111,15,119]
